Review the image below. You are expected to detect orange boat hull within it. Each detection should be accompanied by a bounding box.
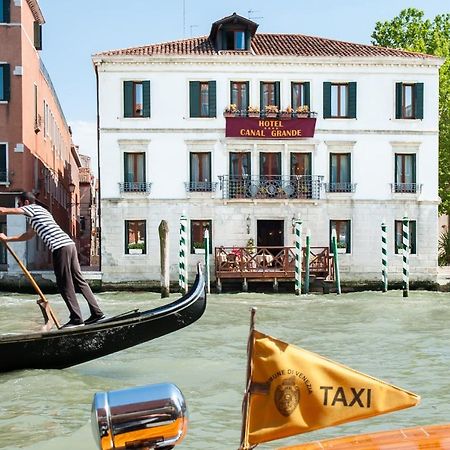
[278,424,450,449]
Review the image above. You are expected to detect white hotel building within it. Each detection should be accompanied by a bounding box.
[92,13,442,285]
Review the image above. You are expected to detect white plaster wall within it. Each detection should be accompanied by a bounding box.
[96,54,441,283]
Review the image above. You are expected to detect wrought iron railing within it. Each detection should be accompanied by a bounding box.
[391,183,422,194]
[324,182,357,193]
[119,182,152,193]
[218,175,323,200]
[224,111,318,119]
[184,181,218,192]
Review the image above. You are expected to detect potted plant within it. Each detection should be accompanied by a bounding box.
[245,238,256,255]
[224,104,238,117]
[281,106,294,118]
[295,105,309,118]
[193,241,205,254]
[264,104,279,118]
[247,105,260,118]
[336,242,347,254]
[128,242,145,254]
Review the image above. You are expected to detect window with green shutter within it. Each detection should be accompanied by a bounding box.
[189,81,216,118]
[395,82,424,119]
[1,0,10,23]
[291,82,310,110]
[123,81,150,118]
[324,82,356,118]
[0,64,10,101]
[0,143,7,183]
[34,22,42,50]
[260,82,280,110]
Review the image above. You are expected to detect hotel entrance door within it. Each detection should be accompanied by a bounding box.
[257,220,284,249]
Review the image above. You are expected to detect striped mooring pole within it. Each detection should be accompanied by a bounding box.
[381,222,388,292]
[178,215,188,294]
[402,216,409,298]
[331,229,341,295]
[204,228,210,294]
[304,230,311,294]
[294,219,302,296]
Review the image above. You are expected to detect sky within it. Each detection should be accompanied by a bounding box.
[37,0,447,168]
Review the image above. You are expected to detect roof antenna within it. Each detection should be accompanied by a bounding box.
[248,9,263,20]
[190,24,198,36]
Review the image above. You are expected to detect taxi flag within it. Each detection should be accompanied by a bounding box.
[239,310,419,449]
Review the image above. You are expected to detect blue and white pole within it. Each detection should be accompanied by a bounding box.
[294,219,302,296]
[402,215,409,298]
[178,215,188,294]
[204,228,210,294]
[381,222,388,292]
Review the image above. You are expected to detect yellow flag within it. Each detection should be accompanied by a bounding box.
[245,330,419,446]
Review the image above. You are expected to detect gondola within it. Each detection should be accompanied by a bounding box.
[0,267,206,373]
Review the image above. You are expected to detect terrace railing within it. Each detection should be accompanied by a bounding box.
[218,175,323,200]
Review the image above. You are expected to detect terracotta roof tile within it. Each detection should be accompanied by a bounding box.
[94,33,434,59]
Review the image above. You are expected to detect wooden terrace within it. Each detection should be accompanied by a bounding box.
[215,246,334,292]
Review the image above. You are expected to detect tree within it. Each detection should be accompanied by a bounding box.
[372,8,450,214]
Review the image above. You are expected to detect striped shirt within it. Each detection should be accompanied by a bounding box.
[21,204,74,252]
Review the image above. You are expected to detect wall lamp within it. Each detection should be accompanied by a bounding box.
[246,215,251,234]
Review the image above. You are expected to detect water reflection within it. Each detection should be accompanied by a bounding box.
[1,290,450,449]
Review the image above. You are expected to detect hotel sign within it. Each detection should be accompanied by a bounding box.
[225,117,317,139]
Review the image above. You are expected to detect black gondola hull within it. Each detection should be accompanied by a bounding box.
[0,271,206,372]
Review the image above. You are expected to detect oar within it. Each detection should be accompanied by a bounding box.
[2,241,61,331]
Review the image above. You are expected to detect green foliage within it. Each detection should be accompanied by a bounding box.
[128,242,145,250]
[372,9,450,214]
[438,229,450,266]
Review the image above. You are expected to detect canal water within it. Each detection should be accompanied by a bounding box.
[1,289,450,450]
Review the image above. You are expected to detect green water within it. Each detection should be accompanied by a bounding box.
[0,289,449,449]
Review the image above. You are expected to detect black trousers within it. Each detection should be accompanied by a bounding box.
[52,244,102,322]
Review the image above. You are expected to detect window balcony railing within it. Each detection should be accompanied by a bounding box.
[119,182,152,193]
[324,182,357,193]
[224,110,318,119]
[218,175,323,200]
[184,181,218,192]
[391,183,422,194]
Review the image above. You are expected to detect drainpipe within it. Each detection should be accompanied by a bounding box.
[95,63,101,271]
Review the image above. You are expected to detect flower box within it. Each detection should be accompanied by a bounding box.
[194,248,205,254]
[129,248,143,254]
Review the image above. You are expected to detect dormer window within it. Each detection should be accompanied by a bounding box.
[209,13,258,52]
[225,30,246,50]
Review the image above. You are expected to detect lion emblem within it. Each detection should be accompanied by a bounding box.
[274,376,300,416]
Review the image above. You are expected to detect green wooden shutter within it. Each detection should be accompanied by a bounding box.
[245,31,251,50]
[348,82,357,118]
[1,64,10,101]
[189,81,200,117]
[0,144,6,182]
[34,22,42,50]
[412,154,416,183]
[123,81,133,118]
[208,80,216,117]
[303,82,310,109]
[274,81,280,108]
[323,82,331,118]
[395,83,403,119]
[2,0,10,23]
[414,83,424,119]
[259,82,264,110]
[142,81,151,117]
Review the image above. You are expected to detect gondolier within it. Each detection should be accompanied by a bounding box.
[0,192,105,328]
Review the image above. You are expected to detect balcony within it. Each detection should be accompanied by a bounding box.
[184,181,218,192]
[218,175,323,200]
[324,182,357,193]
[119,182,152,193]
[391,183,422,194]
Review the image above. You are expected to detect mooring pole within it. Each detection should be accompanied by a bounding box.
[402,215,409,298]
[159,220,170,298]
[204,228,210,294]
[178,215,188,295]
[294,219,302,296]
[381,221,388,293]
[304,229,311,294]
[331,229,341,295]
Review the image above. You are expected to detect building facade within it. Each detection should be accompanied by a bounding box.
[0,0,79,270]
[93,13,442,284]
